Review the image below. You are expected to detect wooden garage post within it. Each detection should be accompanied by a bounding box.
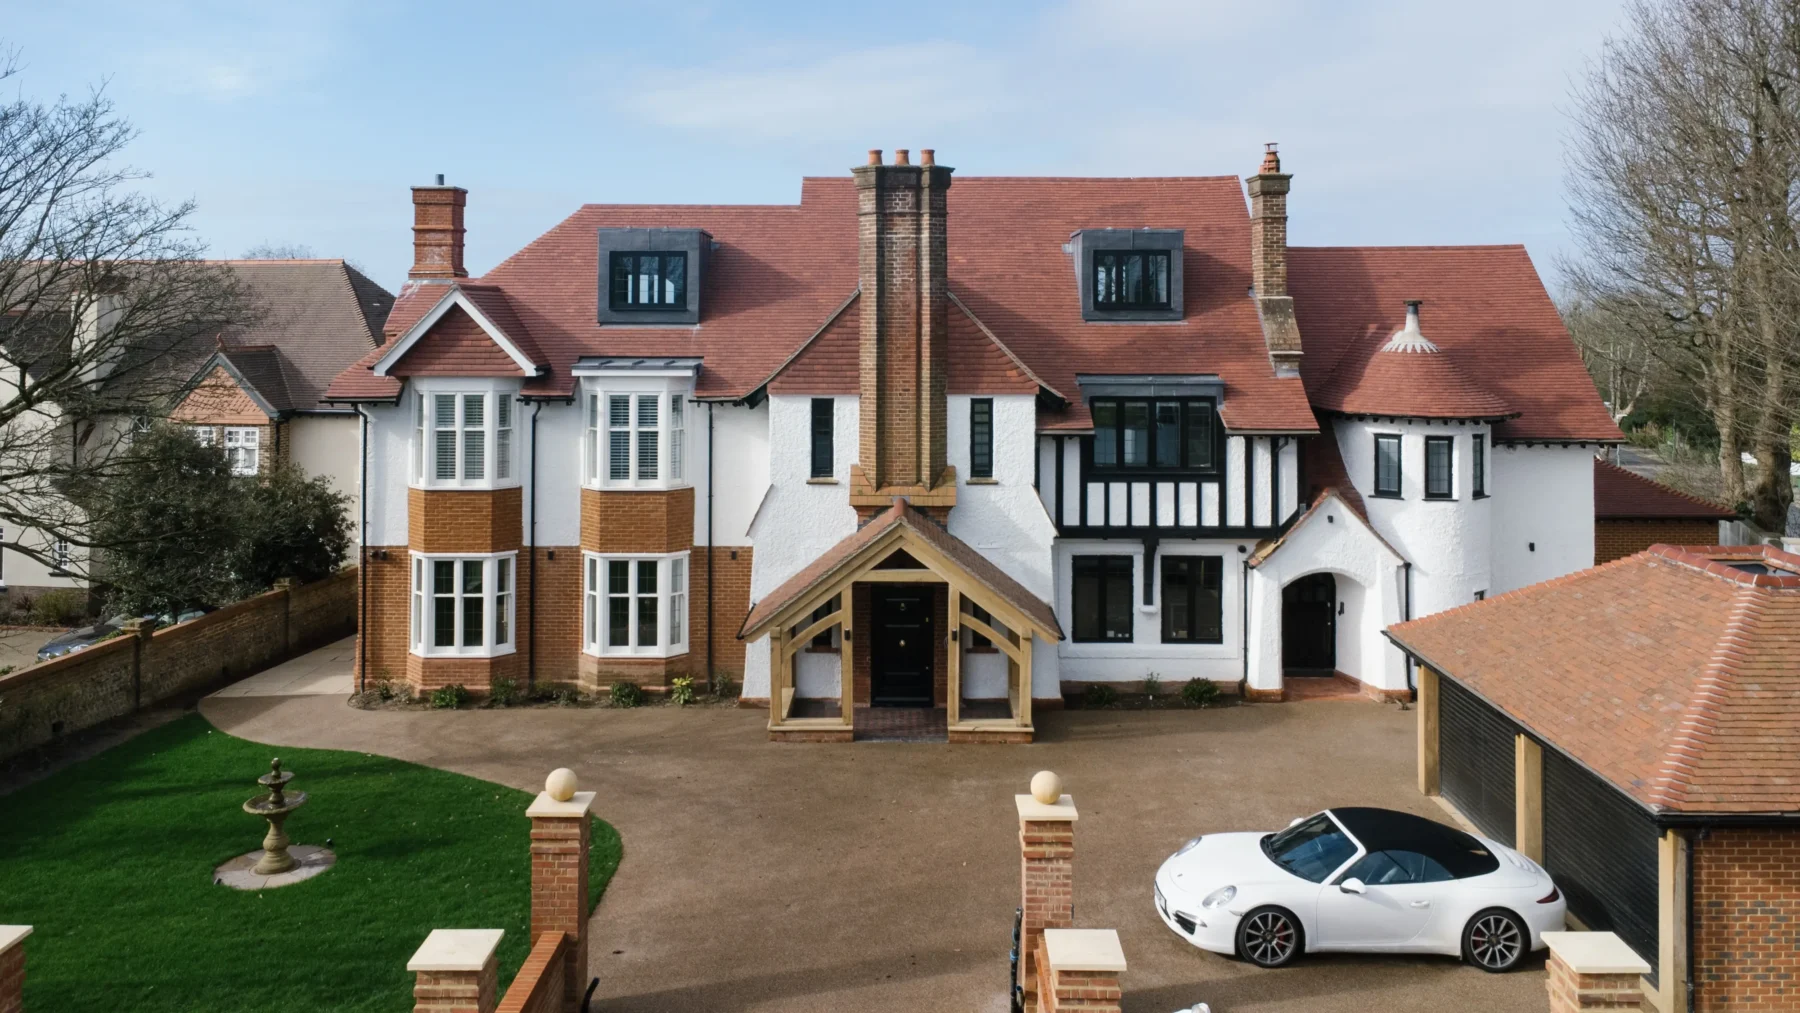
[1417,665,1440,796]
[947,587,962,727]
[839,602,854,727]
[1657,830,1690,1013]
[1514,734,1543,862]
[769,628,786,727]
[1020,631,1033,729]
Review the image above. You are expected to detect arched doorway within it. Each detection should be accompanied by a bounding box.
[1282,572,1336,676]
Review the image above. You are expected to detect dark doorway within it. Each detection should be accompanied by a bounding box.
[1282,572,1336,674]
[870,585,934,707]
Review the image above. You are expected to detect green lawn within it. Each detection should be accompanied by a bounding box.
[0,714,622,1012]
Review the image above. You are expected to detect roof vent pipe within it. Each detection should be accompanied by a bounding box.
[435,173,445,185]
[1382,300,1440,354]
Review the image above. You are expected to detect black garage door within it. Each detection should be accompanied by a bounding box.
[1438,678,1518,846]
[1542,748,1661,967]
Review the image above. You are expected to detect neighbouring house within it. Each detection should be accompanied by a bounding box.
[0,259,391,606]
[325,146,1618,740]
[1594,459,1735,564]
[1388,543,1800,1013]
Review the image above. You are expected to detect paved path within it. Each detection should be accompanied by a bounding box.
[207,636,355,698]
[197,695,1548,1013]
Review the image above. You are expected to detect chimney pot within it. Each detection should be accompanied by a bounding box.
[435,173,445,186]
[868,149,882,166]
[920,148,935,167]
[894,149,911,166]
[1260,143,1280,174]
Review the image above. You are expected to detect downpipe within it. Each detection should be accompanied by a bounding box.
[355,405,369,694]
[528,400,542,693]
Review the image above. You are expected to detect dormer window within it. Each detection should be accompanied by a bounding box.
[610,252,688,311]
[1093,251,1172,311]
[1070,228,1184,321]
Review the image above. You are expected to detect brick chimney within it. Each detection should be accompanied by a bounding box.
[1246,144,1303,376]
[850,148,953,500]
[411,175,468,280]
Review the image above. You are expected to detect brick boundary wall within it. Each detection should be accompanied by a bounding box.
[0,934,23,1013]
[1692,828,1800,1011]
[0,568,357,762]
[494,932,568,1013]
[1595,519,1721,565]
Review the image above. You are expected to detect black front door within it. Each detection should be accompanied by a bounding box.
[1281,572,1336,673]
[870,586,933,707]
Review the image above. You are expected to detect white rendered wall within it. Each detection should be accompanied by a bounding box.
[1245,492,1408,693]
[288,414,364,545]
[693,401,767,547]
[1335,418,1492,616]
[1053,538,1254,685]
[741,395,860,701]
[947,395,1054,601]
[527,399,584,546]
[363,399,411,547]
[1490,443,1595,594]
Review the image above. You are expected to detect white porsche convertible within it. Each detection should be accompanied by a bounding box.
[1154,807,1566,972]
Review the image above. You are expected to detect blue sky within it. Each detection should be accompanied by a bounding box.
[3,0,1627,293]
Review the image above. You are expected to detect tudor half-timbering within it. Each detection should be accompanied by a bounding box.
[327,147,1619,741]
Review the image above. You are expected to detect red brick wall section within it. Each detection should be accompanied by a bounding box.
[1692,828,1800,1011]
[0,938,24,1013]
[529,812,589,1013]
[1018,818,1075,1003]
[358,549,412,691]
[524,548,581,689]
[410,487,523,553]
[494,932,568,1013]
[580,487,693,554]
[412,964,497,1013]
[1595,519,1721,565]
[1544,952,1646,1012]
[693,546,752,686]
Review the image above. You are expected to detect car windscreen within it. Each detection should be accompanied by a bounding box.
[1261,813,1358,883]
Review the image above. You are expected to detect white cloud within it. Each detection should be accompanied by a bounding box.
[133,4,340,101]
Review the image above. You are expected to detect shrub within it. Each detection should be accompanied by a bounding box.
[488,677,521,708]
[0,665,13,677]
[1142,673,1162,700]
[609,682,644,708]
[1082,683,1118,709]
[669,677,695,706]
[429,684,469,710]
[711,675,736,700]
[1181,678,1222,708]
[375,678,397,702]
[30,589,86,626]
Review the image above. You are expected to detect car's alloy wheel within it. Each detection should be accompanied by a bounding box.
[1463,909,1527,972]
[1236,907,1300,968]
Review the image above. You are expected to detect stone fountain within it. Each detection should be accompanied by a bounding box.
[214,757,335,889]
[244,758,307,874]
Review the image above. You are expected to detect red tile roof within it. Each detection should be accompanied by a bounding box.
[1595,459,1735,520]
[1311,330,1514,419]
[327,175,1613,444]
[1387,543,1800,815]
[388,304,529,377]
[1288,247,1621,442]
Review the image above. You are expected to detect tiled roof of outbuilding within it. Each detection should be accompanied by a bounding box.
[1387,544,1800,816]
[1594,459,1735,520]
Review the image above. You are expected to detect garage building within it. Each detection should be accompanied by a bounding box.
[1387,543,1800,1013]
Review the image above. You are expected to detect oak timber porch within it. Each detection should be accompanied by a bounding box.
[739,502,1063,744]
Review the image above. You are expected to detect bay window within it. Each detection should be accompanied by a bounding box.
[583,551,689,657]
[583,389,689,488]
[409,552,516,657]
[411,385,518,489]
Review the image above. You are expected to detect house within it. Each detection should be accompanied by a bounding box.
[0,259,391,605]
[325,146,1618,740]
[1593,458,1735,564]
[1388,543,1800,1013]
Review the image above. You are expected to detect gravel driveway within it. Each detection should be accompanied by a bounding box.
[197,694,1548,1013]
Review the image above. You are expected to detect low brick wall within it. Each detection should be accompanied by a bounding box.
[494,932,568,1013]
[0,568,357,762]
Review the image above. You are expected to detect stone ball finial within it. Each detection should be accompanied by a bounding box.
[1030,770,1063,806]
[546,768,578,802]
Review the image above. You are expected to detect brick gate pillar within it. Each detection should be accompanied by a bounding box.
[1542,932,1650,1012]
[407,929,502,1013]
[1017,772,1077,1010]
[529,769,595,1013]
[0,926,30,1013]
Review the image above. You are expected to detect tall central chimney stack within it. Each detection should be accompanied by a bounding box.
[1247,144,1302,376]
[410,176,468,280]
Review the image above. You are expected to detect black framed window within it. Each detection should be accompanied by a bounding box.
[1374,434,1402,497]
[1092,250,1172,310]
[609,251,688,311]
[1425,436,1453,499]
[810,398,833,478]
[1089,398,1218,474]
[1472,433,1487,498]
[1072,555,1134,642]
[970,398,993,478]
[1161,556,1223,644]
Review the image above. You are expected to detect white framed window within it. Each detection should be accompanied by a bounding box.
[52,539,71,573]
[224,427,260,475]
[582,387,690,488]
[582,550,689,657]
[190,425,217,447]
[411,383,519,489]
[409,552,517,657]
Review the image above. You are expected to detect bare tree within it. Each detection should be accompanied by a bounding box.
[0,50,250,579]
[1563,294,1662,422]
[1566,0,1800,528]
[239,242,316,260]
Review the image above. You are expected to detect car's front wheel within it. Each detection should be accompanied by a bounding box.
[1462,908,1529,972]
[1236,906,1302,968]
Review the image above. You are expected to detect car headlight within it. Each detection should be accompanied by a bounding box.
[1174,836,1203,857]
[1201,885,1237,909]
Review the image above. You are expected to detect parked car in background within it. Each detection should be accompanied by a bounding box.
[35,607,213,662]
[1154,807,1565,972]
